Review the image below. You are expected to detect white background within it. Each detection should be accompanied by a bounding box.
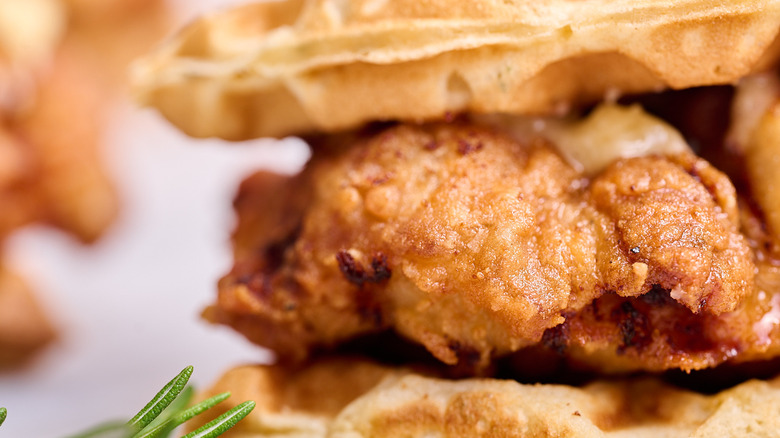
[0,1,308,436]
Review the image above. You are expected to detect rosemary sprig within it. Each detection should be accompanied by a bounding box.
[133,392,230,438]
[182,401,255,438]
[58,366,254,438]
[129,366,194,432]
[137,386,197,437]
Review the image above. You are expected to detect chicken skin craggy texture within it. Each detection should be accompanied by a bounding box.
[208,120,762,372]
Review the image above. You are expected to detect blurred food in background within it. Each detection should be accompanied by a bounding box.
[0,0,168,368]
[0,267,55,367]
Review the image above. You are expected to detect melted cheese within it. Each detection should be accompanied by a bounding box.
[477,104,691,174]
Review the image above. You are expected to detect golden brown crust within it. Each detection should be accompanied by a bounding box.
[133,0,780,139]
[588,152,749,314]
[190,359,780,437]
[187,358,402,437]
[208,115,763,372]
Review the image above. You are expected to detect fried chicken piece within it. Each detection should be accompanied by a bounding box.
[0,266,55,368]
[589,152,748,314]
[540,270,780,373]
[208,120,755,371]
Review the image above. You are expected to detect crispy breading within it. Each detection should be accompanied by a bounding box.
[207,118,761,371]
[187,358,780,438]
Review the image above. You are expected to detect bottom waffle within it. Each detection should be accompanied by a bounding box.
[188,357,780,438]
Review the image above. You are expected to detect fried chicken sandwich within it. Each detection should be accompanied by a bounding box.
[135,0,780,435]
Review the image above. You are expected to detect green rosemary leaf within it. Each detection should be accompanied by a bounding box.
[0,407,7,427]
[133,392,230,438]
[143,386,195,433]
[65,420,131,438]
[174,392,231,424]
[168,386,195,414]
[180,401,255,438]
[131,421,173,438]
[128,366,193,432]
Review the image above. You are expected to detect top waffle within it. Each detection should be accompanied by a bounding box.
[133,0,780,140]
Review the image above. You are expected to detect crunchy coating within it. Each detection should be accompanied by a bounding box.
[547,262,780,374]
[188,358,780,438]
[208,120,757,371]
